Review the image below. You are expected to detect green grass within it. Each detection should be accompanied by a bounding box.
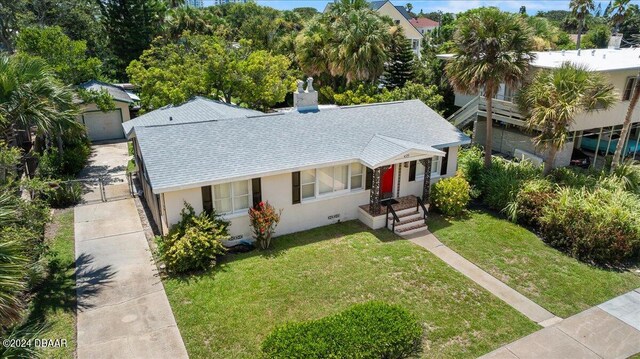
[24,209,76,358]
[428,210,640,318]
[164,221,538,359]
[127,158,137,174]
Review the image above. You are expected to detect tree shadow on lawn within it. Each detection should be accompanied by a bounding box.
[21,252,116,329]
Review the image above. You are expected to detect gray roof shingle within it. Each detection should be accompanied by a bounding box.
[133,99,470,193]
[78,80,133,103]
[122,96,262,136]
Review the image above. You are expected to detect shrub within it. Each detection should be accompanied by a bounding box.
[156,203,229,273]
[539,187,640,265]
[431,174,471,216]
[262,301,422,359]
[38,140,91,179]
[478,158,542,211]
[457,146,484,185]
[44,182,83,208]
[505,178,556,228]
[248,201,281,250]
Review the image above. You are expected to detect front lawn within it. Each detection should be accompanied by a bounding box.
[164,221,538,358]
[429,210,640,318]
[23,209,76,358]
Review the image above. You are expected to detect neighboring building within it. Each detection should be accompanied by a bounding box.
[410,17,439,35]
[77,80,133,142]
[212,0,246,5]
[185,0,203,7]
[124,79,469,242]
[440,47,640,168]
[325,1,423,58]
[370,1,423,57]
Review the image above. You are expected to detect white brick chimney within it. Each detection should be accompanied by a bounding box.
[293,77,318,112]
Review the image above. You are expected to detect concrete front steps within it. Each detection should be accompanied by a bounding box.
[386,207,428,235]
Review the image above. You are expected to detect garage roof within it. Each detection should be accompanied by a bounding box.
[78,80,134,103]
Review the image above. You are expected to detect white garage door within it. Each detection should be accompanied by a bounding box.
[82,110,124,142]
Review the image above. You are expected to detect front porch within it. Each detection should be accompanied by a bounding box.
[358,195,429,235]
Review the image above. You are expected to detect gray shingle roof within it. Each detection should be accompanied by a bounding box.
[78,80,133,103]
[134,99,470,193]
[123,96,262,136]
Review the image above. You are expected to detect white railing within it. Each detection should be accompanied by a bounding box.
[478,97,526,126]
[447,95,479,129]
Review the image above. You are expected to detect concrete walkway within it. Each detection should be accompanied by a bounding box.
[481,290,640,358]
[75,143,188,359]
[406,231,562,327]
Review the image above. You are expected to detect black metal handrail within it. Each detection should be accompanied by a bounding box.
[416,197,428,222]
[385,204,400,232]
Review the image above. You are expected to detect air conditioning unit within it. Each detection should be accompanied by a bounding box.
[514,149,543,167]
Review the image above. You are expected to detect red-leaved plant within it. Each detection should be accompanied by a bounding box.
[248,201,282,250]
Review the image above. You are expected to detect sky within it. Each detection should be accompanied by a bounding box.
[229,0,638,15]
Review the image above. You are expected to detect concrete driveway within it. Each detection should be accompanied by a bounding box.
[75,142,188,359]
[78,140,132,203]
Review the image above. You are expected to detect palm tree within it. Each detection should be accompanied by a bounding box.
[0,55,80,154]
[445,7,535,168]
[610,0,630,34]
[329,9,391,83]
[612,72,639,171]
[517,63,616,174]
[0,192,26,327]
[570,0,595,49]
[295,16,332,79]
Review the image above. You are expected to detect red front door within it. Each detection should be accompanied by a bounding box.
[380,165,394,199]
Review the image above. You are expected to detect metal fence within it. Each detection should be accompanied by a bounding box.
[75,172,134,204]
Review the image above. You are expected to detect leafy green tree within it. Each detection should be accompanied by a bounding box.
[234,50,296,111]
[384,28,414,89]
[100,0,166,80]
[331,82,443,112]
[16,26,102,85]
[163,6,227,40]
[570,0,595,49]
[581,24,612,48]
[619,4,640,42]
[610,0,630,33]
[446,7,534,168]
[517,63,616,174]
[0,0,30,52]
[128,34,295,111]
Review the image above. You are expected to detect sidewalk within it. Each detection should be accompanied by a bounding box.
[481,290,640,359]
[405,231,562,326]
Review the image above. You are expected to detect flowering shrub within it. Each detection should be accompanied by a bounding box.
[431,174,471,217]
[248,201,281,250]
[156,202,229,273]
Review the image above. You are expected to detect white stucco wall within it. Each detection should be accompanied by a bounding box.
[160,148,460,239]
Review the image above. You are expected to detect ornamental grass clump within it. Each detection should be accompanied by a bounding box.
[156,203,229,273]
[248,201,281,250]
[431,174,471,217]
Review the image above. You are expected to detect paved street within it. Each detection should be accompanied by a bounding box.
[74,143,187,359]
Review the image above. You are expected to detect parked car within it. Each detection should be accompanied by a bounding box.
[570,148,591,168]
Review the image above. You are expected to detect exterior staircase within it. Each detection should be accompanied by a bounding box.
[386,206,428,236]
[447,95,479,129]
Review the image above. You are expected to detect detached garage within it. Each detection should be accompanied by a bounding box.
[78,80,134,142]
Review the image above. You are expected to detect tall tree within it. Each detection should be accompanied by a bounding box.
[610,0,630,34]
[612,72,640,170]
[100,0,166,80]
[384,28,414,89]
[517,63,616,174]
[570,0,595,49]
[16,26,103,85]
[446,7,535,168]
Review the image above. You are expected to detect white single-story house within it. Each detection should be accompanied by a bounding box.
[78,80,134,142]
[124,79,470,241]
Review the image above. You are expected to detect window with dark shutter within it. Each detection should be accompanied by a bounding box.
[408,161,416,181]
[252,178,262,208]
[202,186,213,213]
[365,167,373,190]
[292,171,301,204]
[440,148,449,176]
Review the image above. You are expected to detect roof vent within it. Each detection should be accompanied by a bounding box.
[591,49,596,56]
[562,50,565,56]
[577,49,581,56]
[169,116,173,121]
[293,77,319,112]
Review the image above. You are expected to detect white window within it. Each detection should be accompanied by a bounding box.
[431,156,441,176]
[416,161,426,179]
[301,170,316,200]
[213,180,249,214]
[300,163,364,201]
[350,163,364,190]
